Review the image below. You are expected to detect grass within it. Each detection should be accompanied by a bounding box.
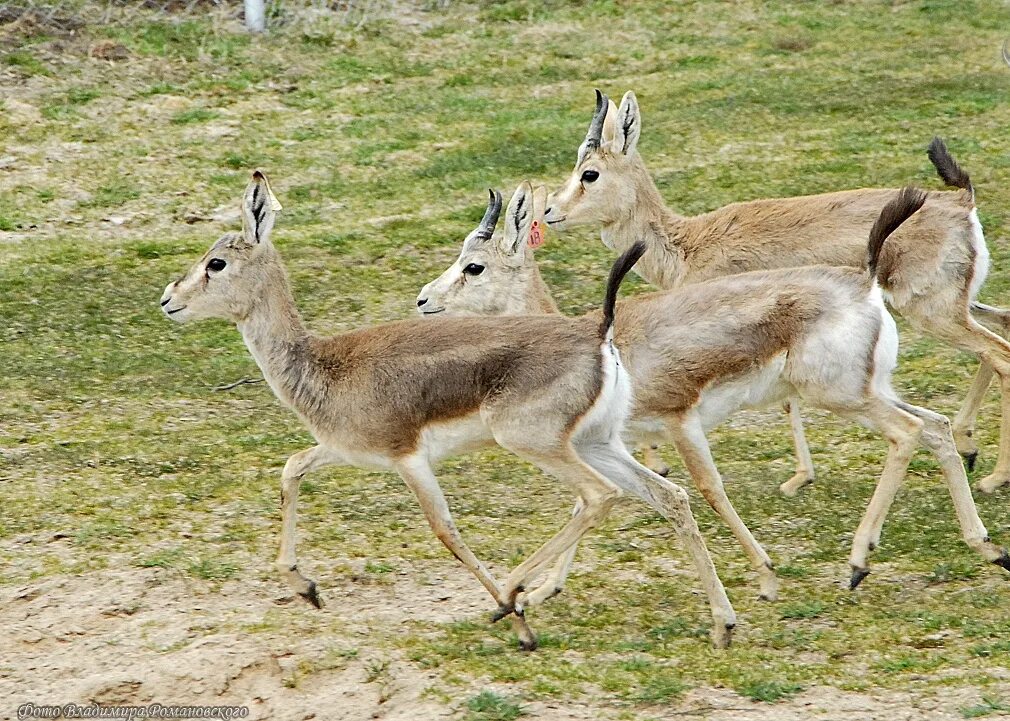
[3,0,1010,717]
[465,691,525,721]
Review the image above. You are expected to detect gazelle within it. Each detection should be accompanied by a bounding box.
[160,171,737,650]
[545,90,1010,495]
[419,182,1010,602]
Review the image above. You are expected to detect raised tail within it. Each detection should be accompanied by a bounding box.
[599,241,647,338]
[866,186,927,281]
[927,137,974,197]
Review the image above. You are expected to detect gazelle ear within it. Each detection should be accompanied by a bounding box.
[601,97,619,147]
[611,91,641,156]
[241,170,282,245]
[528,185,548,249]
[500,181,535,266]
[531,185,548,225]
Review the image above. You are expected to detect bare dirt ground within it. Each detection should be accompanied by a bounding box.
[2,561,1005,720]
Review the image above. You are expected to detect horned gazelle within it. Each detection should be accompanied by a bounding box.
[419,182,1010,600]
[160,171,737,650]
[545,90,1010,495]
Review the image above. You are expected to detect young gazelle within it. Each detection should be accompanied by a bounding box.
[160,171,737,650]
[545,90,1010,494]
[418,182,1010,603]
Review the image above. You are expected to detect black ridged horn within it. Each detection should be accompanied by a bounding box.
[476,189,502,239]
[584,88,610,149]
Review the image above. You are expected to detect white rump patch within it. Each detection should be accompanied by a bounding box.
[967,208,990,302]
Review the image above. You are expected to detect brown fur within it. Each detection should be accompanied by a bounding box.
[300,315,605,456]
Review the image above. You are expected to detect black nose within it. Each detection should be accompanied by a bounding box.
[160,298,170,306]
[545,207,553,217]
[417,298,428,307]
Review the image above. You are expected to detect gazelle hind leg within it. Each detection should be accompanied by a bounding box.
[837,399,922,588]
[780,397,816,496]
[276,445,345,608]
[669,412,778,601]
[895,401,1010,571]
[930,317,1010,492]
[394,455,537,651]
[496,448,622,619]
[577,440,736,648]
[522,498,583,608]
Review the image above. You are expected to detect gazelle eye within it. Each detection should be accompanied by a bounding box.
[581,169,600,183]
[207,258,227,272]
[463,263,485,276]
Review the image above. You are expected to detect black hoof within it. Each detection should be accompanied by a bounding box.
[849,568,870,590]
[993,553,1010,572]
[964,451,979,473]
[491,604,514,624]
[546,587,563,601]
[657,468,671,478]
[298,581,322,609]
[518,636,538,652]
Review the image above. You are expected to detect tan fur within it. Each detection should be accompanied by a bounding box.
[421,183,1009,602]
[162,172,737,649]
[546,90,1010,491]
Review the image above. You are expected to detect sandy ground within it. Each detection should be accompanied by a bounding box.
[2,561,1006,721]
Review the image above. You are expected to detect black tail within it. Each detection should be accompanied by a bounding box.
[599,241,647,337]
[927,137,973,194]
[867,186,927,280]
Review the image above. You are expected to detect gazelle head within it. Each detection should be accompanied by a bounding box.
[416,182,550,316]
[544,89,647,231]
[161,171,284,324]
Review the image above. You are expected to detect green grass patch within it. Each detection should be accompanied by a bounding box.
[170,108,221,125]
[465,691,525,721]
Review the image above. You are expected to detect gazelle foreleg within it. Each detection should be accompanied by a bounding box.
[780,397,816,496]
[394,454,538,651]
[669,412,779,601]
[277,445,346,608]
[642,443,671,477]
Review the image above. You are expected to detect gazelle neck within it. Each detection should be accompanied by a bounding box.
[600,158,690,290]
[236,264,319,413]
[524,264,561,315]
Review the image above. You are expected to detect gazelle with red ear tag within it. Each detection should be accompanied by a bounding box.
[420,183,1010,603]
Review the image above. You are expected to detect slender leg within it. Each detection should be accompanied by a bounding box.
[642,443,671,477]
[394,455,538,651]
[668,412,778,601]
[839,400,922,588]
[951,363,992,470]
[576,440,737,649]
[932,318,1010,492]
[896,401,1010,570]
[497,449,622,615]
[780,398,816,496]
[521,498,583,608]
[946,302,1010,467]
[276,445,345,608]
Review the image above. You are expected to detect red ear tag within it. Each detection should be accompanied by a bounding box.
[528,220,545,249]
